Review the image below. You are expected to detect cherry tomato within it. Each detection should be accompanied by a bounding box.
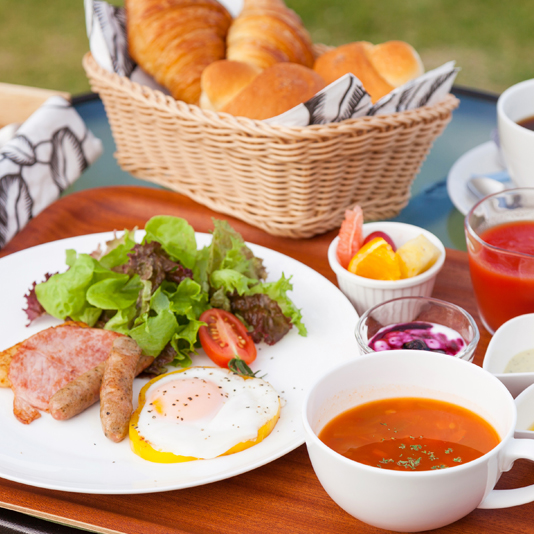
[362,231,397,251]
[199,309,257,368]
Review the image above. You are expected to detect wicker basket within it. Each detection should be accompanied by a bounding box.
[83,52,459,238]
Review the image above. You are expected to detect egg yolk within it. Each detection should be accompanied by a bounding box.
[148,378,223,422]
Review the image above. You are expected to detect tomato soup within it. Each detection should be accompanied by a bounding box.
[318,397,500,471]
[468,221,534,333]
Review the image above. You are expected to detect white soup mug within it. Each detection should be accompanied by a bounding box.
[303,350,534,532]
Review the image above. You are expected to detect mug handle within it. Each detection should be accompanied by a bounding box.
[479,438,534,509]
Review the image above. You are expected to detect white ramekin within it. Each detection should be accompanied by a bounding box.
[327,221,446,315]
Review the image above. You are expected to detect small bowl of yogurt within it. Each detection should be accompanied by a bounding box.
[355,296,480,362]
[483,313,534,397]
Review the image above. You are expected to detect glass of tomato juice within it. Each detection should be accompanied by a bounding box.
[465,188,534,334]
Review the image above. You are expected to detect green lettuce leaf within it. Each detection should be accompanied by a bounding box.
[104,305,137,334]
[144,216,197,269]
[166,278,209,321]
[129,288,179,356]
[210,268,256,296]
[86,274,142,310]
[34,252,123,325]
[207,219,266,280]
[98,229,137,270]
[169,319,205,368]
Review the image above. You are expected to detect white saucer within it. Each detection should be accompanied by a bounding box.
[447,141,508,215]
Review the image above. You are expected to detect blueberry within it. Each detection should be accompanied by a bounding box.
[403,339,429,351]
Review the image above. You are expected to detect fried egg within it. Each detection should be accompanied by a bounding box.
[129,367,281,462]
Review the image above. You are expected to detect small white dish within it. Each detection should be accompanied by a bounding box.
[514,384,534,439]
[482,313,534,398]
[447,141,512,215]
[328,221,446,315]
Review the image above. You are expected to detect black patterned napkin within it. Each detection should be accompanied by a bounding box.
[0,96,103,249]
[86,0,459,126]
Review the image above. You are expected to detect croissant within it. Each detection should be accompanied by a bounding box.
[126,0,232,104]
[226,0,315,71]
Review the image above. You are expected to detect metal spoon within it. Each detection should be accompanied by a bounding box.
[467,176,507,199]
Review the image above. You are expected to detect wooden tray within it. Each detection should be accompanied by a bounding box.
[1,186,532,534]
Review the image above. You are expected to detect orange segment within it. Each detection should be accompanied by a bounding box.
[347,237,402,280]
[336,205,364,269]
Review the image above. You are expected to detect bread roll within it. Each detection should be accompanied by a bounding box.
[221,62,326,120]
[363,41,424,88]
[126,0,232,104]
[314,41,424,103]
[199,60,262,111]
[226,0,315,70]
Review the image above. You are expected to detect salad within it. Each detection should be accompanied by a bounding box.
[24,216,306,373]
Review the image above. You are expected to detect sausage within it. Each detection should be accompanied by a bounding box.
[100,337,144,442]
[49,353,154,421]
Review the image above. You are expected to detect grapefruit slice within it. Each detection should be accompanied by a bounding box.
[336,206,364,269]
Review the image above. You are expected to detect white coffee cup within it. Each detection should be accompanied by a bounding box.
[497,78,534,186]
[302,350,534,532]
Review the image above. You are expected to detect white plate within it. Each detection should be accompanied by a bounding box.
[0,232,359,494]
[447,141,507,215]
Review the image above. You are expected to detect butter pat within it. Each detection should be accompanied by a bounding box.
[397,235,441,278]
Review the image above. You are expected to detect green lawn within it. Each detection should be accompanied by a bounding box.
[1,0,533,96]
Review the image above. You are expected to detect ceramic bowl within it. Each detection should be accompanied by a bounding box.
[328,222,446,315]
[483,313,534,398]
[354,296,479,362]
[302,350,528,531]
[514,383,534,439]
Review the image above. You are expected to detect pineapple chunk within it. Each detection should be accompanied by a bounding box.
[397,235,441,278]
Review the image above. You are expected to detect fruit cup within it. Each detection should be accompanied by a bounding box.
[328,222,446,315]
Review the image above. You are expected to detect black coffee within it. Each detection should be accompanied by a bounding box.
[517,115,534,131]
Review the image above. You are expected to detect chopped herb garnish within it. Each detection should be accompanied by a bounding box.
[410,444,422,451]
[399,444,406,449]
[397,457,421,470]
[228,357,261,378]
[453,457,462,463]
[445,448,453,454]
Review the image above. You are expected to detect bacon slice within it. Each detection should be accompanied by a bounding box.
[13,395,41,424]
[0,342,23,388]
[8,323,124,424]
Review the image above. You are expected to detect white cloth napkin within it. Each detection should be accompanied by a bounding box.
[86,0,459,126]
[0,96,103,249]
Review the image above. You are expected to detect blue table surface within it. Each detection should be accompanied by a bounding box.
[68,87,499,252]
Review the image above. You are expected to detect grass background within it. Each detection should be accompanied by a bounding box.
[1,0,533,97]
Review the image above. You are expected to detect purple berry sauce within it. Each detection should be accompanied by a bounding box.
[368,321,465,356]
